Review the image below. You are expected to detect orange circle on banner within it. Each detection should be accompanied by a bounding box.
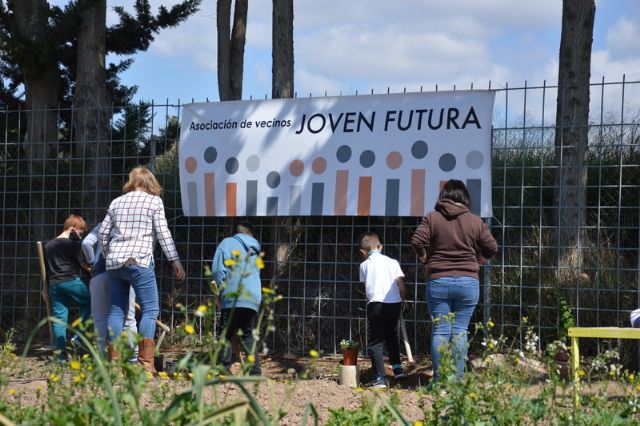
[185,156,198,173]
[312,157,327,175]
[386,151,403,169]
[289,159,304,177]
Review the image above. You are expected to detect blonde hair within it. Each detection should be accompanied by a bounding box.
[63,214,87,233]
[123,166,162,196]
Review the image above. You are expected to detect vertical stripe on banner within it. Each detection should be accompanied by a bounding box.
[357,176,372,216]
[187,182,198,216]
[467,179,481,216]
[385,179,400,216]
[246,180,258,216]
[311,182,324,216]
[410,169,426,217]
[289,185,302,215]
[334,170,349,215]
[226,183,237,216]
[267,197,278,215]
[204,173,215,216]
[311,183,324,215]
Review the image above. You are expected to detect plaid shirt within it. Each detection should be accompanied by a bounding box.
[100,190,180,270]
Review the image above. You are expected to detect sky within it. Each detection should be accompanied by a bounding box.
[55,0,640,104]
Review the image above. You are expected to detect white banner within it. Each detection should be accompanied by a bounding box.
[179,90,495,217]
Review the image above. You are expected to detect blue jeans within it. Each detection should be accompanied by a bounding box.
[49,278,91,351]
[107,265,158,339]
[427,276,479,381]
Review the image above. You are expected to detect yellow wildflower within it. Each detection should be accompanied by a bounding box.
[247,354,256,363]
[413,422,425,426]
[49,373,59,383]
[224,259,236,266]
[82,353,89,359]
[87,365,93,371]
[71,318,82,328]
[73,375,84,383]
[231,249,241,256]
[8,389,16,396]
[487,341,495,349]
[522,316,529,323]
[70,360,81,370]
[197,305,207,313]
[468,392,477,399]
[487,320,495,329]
[578,369,586,378]
[261,287,275,295]
[636,384,640,392]
[629,373,635,381]
[255,257,265,269]
[158,372,169,379]
[309,350,319,359]
[185,324,195,334]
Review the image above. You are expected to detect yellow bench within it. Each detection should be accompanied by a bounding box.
[568,327,640,406]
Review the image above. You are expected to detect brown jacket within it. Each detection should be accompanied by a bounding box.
[411,199,498,280]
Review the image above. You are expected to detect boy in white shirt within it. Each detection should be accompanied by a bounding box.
[358,231,407,389]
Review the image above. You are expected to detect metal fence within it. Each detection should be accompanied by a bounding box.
[1,77,639,359]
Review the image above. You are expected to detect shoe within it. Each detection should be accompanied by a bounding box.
[366,376,387,389]
[393,367,407,379]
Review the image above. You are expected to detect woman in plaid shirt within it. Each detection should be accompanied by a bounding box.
[100,166,185,372]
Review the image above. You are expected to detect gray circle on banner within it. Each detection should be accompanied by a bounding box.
[266,171,281,188]
[360,150,375,168]
[225,157,239,174]
[466,150,484,169]
[246,155,260,172]
[439,153,456,172]
[336,145,352,163]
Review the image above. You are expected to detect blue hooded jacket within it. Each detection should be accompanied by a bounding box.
[212,233,262,312]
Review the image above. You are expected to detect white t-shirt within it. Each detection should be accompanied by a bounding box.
[359,252,405,303]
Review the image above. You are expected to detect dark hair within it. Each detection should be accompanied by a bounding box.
[234,222,254,235]
[358,231,381,250]
[439,179,471,207]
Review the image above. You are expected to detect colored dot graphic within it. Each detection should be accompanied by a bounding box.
[226,157,239,174]
[204,147,217,164]
[312,157,327,175]
[266,171,281,188]
[439,153,456,172]
[411,140,428,159]
[386,151,403,169]
[185,156,197,174]
[360,150,375,168]
[466,150,484,169]
[246,155,260,172]
[289,159,304,177]
[336,145,352,163]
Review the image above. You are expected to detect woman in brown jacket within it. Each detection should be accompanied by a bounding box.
[411,179,498,381]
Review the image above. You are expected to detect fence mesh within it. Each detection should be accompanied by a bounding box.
[1,78,639,360]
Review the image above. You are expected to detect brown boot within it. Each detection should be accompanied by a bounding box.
[107,343,120,362]
[138,338,157,373]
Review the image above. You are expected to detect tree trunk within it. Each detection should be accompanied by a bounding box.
[73,0,112,225]
[554,0,595,281]
[217,0,247,101]
[12,0,61,240]
[272,0,294,99]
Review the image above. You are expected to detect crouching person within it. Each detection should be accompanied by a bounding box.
[213,222,262,375]
[44,214,91,361]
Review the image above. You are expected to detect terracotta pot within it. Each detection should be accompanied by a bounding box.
[342,348,358,366]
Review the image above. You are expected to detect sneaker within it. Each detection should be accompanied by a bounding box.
[366,376,387,389]
[393,367,407,379]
